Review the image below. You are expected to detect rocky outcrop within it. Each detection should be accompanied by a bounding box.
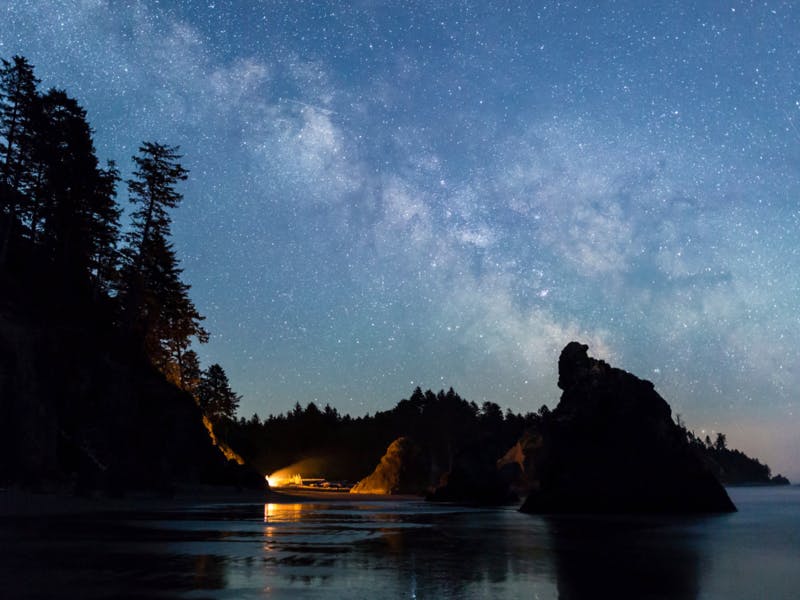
[350,437,428,495]
[520,342,736,514]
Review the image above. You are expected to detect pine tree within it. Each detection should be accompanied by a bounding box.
[32,89,120,289]
[0,55,40,258]
[125,142,187,258]
[198,363,240,422]
[120,142,207,382]
[87,161,122,295]
[1,59,121,289]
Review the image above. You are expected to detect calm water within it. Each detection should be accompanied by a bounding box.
[1,486,799,599]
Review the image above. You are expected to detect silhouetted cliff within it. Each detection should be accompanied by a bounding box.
[0,244,263,495]
[520,342,736,514]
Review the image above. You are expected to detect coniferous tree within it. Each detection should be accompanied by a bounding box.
[87,161,122,294]
[32,89,121,289]
[125,142,187,258]
[2,56,212,395]
[120,142,207,383]
[158,246,208,384]
[1,58,121,291]
[0,55,40,257]
[198,363,240,422]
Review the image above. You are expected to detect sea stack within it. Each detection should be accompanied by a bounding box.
[520,342,736,514]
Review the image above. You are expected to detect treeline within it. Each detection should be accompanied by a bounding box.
[679,425,790,485]
[221,386,546,483]
[222,387,790,487]
[0,55,236,418]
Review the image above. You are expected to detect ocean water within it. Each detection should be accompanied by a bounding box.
[1,486,798,599]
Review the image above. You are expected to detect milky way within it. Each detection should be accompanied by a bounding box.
[3,1,798,477]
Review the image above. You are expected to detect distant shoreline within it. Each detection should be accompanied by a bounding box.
[724,481,793,488]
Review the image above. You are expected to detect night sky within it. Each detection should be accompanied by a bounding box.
[3,1,799,478]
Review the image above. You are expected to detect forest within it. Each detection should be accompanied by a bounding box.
[221,387,544,484]
[680,427,790,486]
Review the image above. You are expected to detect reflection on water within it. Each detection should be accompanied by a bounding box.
[264,502,306,522]
[1,487,799,599]
[547,517,702,600]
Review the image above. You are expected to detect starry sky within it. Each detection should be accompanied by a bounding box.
[3,0,799,478]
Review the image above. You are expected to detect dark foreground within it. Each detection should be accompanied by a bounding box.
[1,486,798,599]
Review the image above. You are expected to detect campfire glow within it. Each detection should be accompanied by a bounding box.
[265,470,303,487]
[265,458,325,488]
[264,457,351,490]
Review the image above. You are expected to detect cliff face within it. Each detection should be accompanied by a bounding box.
[520,342,736,514]
[0,276,262,494]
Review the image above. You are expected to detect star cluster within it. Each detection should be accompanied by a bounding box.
[3,1,799,477]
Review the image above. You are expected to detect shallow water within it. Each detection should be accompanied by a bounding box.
[1,486,798,599]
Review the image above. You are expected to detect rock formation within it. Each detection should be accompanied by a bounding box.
[350,437,428,495]
[520,342,736,514]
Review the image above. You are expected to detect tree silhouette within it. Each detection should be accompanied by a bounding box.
[0,55,39,259]
[1,59,122,294]
[120,142,207,384]
[198,363,240,422]
[87,161,122,295]
[125,142,187,256]
[32,89,121,290]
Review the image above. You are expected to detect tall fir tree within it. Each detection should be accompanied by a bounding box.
[121,142,207,384]
[0,55,40,259]
[125,141,186,257]
[87,160,122,295]
[1,58,121,290]
[32,89,121,290]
